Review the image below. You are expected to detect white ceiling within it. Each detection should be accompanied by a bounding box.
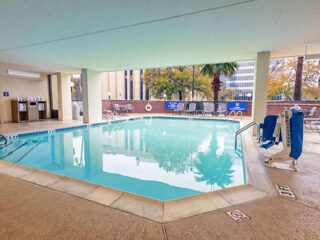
[0,0,319,73]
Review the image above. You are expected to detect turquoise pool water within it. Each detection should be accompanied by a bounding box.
[1,117,245,200]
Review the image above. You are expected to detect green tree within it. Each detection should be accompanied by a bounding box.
[71,75,82,100]
[172,67,191,100]
[193,75,213,99]
[143,66,212,100]
[200,63,238,109]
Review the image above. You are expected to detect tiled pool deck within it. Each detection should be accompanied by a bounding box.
[1,115,320,239]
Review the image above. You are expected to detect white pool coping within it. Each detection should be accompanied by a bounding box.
[0,116,274,223]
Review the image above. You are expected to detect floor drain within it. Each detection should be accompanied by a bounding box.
[226,209,250,222]
[276,184,296,198]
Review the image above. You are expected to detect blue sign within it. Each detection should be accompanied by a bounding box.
[228,102,247,111]
[166,101,179,110]
[3,91,9,97]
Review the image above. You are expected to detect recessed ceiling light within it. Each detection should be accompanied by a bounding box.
[7,69,40,78]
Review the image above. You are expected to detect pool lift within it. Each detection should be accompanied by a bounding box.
[234,108,304,171]
[257,109,304,171]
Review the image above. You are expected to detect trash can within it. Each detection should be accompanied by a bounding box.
[72,103,80,120]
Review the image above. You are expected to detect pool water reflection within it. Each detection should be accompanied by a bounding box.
[4,117,245,200]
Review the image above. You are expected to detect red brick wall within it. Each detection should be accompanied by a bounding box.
[266,101,320,117]
[102,100,320,117]
[102,100,173,114]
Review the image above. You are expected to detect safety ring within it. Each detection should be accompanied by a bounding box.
[145,103,152,112]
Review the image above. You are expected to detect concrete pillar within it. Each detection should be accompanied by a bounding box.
[252,51,270,135]
[81,69,102,123]
[100,72,108,100]
[57,73,72,121]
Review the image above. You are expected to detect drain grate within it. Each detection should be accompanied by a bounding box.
[276,184,296,198]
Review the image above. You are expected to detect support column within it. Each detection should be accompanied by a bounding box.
[81,69,102,123]
[57,73,72,121]
[252,51,270,135]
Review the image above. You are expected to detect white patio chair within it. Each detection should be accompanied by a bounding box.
[113,104,121,114]
[216,103,227,117]
[307,107,317,118]
[126,104,134,113]
[173,102,185,115]
[185,103,196,115]
[203,103,214,116]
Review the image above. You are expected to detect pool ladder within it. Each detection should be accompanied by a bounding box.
[235,122,257,148]
[228,110,243,120]
[0,134,8,146]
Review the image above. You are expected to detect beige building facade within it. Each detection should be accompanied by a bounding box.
[101,70,150,101]
[100,69,207,101]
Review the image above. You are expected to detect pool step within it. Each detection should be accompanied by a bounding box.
[0,140,40,162]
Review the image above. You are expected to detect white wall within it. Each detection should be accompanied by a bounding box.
[0,61,50,123]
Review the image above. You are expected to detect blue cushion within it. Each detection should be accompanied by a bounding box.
[260,115,278,142]
[289,109,304,159]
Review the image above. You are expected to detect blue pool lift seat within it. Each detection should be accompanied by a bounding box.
[258,115,279,149]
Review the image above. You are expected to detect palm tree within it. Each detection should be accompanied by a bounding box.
[293,56,304,100]
[200,63,238,111]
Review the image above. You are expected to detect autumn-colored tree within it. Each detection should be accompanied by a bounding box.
[268,74,293,100]
[302,86,320,99]
[268,58,320,100]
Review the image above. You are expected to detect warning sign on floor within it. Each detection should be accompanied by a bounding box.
[276,184,296,198]
[226,209,250,222]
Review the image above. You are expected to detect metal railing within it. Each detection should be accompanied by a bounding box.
[228,110,243,120]
[0,134,8,146]
[235,121,257,148]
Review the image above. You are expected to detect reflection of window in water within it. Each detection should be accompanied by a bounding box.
[73,136,85,168]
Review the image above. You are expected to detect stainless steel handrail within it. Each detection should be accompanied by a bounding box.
[228,110,243,120]
[228,110,236,118]
[0,134,8,146]
[235,122,257,148]
[233,111,243,120]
